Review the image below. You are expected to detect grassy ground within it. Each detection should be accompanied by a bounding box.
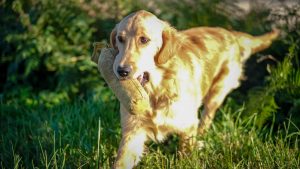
[1,96,299,169]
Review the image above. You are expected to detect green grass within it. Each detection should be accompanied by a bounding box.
[1,96,299,169]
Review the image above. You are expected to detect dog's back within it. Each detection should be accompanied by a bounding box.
[181,27,280,134]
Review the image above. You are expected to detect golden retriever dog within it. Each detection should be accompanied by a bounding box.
[109,10,279,169]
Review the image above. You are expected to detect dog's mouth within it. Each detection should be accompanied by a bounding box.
[137,72,149,86]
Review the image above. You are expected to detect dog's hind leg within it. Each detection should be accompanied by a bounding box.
[198,30,279,136]
[198,61,242,135]
[179,124,204,154]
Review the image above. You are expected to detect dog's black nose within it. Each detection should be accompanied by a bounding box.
[117,65,132,78]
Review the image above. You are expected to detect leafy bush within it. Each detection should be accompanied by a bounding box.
[0,0,103,107]
[245,43,300,129]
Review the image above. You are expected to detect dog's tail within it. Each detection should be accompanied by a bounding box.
[233,29,280,62]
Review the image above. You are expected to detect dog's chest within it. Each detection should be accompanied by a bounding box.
[146,66,203,141]
[150,96,200,141]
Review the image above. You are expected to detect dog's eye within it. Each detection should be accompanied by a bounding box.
[117,36,125,43]
[140,36,150,44]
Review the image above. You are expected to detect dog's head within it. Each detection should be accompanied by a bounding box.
[110,10,181,86]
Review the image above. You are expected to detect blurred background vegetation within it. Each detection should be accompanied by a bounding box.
[0,0,299,167]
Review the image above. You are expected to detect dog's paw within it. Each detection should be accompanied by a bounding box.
[197,140,205,150]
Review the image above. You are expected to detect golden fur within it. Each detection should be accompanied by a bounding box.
[109,10,279,169]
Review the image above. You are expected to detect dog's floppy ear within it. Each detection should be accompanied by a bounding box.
[155,25,181,65]
[110,26,117,49]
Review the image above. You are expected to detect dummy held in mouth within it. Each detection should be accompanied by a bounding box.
[91,42,151,115]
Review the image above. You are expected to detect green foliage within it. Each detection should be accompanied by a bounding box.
[1,0,102,107]
[245,40,300,131]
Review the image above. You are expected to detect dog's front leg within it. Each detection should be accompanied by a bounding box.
[113,106,148,169]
